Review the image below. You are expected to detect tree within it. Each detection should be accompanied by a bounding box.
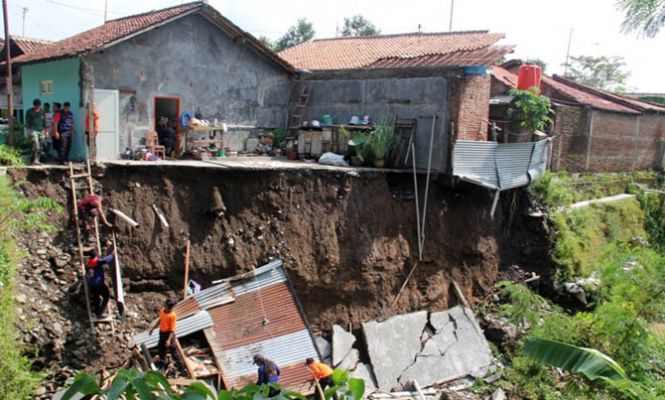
[617,0,665,37]
[274,18,315,52]
[258,35,274,51]
[525,58,547,73]
[563,55,630,92]
[341,15,380,37]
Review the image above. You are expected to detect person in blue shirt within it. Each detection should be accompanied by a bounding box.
[254,354,281,396]
[85,252,114,318]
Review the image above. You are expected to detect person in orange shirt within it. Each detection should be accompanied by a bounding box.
[84,103,100,149]
[149,299,181,369]
[306,358,338,400]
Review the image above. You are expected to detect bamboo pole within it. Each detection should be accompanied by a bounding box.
[183,240,191,299]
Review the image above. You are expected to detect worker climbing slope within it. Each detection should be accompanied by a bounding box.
[85,252,115,318]
[77,193,112,242]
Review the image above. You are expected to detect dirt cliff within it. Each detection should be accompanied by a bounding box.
[8,163,538,394]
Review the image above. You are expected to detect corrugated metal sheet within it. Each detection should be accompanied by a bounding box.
[192,281,235,310]
[209,282,305,348]
[219,330,318,380]
[134,311,213,349]
[495,143,533,189]
[234,260,287,296]
[452,140,499,189]
[453,138,552,191]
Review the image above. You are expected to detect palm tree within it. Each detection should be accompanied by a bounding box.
[617,0,665,37]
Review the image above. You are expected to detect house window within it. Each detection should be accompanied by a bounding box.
[40,80,53,96]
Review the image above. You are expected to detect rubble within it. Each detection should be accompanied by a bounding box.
[332,324,357,366]
[315,336,332,364]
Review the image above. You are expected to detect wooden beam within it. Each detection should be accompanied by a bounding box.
[183,240,191,299]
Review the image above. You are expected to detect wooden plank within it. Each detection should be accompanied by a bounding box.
[175,338,195,379]
[183,240,191,299]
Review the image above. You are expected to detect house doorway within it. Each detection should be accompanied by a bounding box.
[154,96,180,157]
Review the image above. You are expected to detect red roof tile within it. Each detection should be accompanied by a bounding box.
[491,66,639,114]
[490,65,517,88]
[12,2,293,72]
[14,2,201,64]
[11,36,52,54]
[553,75,665,113]
[279,31,509,70]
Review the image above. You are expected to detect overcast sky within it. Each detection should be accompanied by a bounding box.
[6,0,665,92]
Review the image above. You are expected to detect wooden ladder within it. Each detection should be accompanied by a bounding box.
[287,84,311,139]
[68,159,115,334]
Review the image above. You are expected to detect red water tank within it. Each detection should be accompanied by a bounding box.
[517,64,542,91]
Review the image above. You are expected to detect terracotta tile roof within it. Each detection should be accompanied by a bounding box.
[490,66,640,114]
[14,2,201,64]
[553,75,665,113]
[490,65,517,88]
[542,76,639,114]
[11,36,52,54]
[279,31,508,70]
[12,1,293,72]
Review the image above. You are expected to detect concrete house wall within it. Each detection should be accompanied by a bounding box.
[301,73,449,171]
[88,13,292,152]
[22,58,86,160]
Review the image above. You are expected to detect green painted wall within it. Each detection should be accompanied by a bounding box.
[21,57,85,161]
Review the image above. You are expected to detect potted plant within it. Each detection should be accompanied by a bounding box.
[347,131,367,166]
[507,87,554,142]
[366,124,394,167]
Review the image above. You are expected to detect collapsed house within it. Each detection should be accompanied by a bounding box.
[134,260,319,392]
[491,62,665,172]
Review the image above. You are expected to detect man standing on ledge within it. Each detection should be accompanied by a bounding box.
[150,299,182,370]
[57,102,75,165]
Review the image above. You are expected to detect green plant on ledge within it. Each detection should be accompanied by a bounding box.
[366,124,394,167]
[507,87,554,133]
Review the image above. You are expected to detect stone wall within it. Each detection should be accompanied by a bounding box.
[88,13,292,152]
[551,105,665,172]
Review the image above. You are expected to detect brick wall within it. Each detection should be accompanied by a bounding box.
[451,74,490,141]
[551,105,665,172]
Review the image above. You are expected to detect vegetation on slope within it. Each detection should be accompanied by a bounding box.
[493,171,665,399]
[0,176,61,398]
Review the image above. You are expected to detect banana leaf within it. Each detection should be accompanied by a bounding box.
[523,337,628,382]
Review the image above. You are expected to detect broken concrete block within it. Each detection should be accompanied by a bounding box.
[332,324,356,366]
[362,311,428,390]
[315,336,332,361]
[353,363,377,393]
[399,307,494,387]
[338,348,359,371]
[491,388,506,400]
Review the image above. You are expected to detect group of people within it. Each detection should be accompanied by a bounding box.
[24,98,99,165]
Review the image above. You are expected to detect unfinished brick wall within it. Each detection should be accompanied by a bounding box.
[450,74,490,141]
[551,105,665,172]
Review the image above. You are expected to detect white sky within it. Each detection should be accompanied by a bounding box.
[6,0,665,92]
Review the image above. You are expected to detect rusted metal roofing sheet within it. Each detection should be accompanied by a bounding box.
[134,310,213,348]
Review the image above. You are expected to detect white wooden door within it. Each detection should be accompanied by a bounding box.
[94,89,120,160]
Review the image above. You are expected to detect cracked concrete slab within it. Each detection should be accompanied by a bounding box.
[353,363,378,393]
[315,336,332,362]
[338,348,360,371]
[332,325,357,366]
[399,307,494,386]
[362,311,428,390]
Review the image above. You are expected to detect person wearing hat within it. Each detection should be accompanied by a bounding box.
[254,354,281,395]
[150,299,182,369]
[306,358,338,400]
[85,251,115,318]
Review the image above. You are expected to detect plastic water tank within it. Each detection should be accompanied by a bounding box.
[517,64,542,91]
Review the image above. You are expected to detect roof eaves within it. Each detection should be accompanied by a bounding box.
[310,30,492,43]
[551,75,650,113]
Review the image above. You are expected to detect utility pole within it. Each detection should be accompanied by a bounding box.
[564,28,574,76]
[449,0,454,32]
[21,7,27,36]
[3,0,14,144]
[104,0,108,23]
